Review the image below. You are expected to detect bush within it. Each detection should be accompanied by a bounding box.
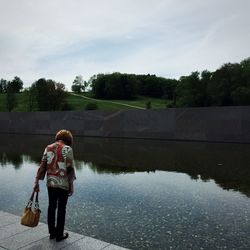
[145,101,151,109]
[166,101,175,108]
[84,102,98,110]
[61,102,72,111]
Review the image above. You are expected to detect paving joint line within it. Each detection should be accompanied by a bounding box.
[59,235,86,250]
[17,235,49,250]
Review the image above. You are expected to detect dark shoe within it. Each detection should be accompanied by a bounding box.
[49,234,56,240]
[56,232,69,242]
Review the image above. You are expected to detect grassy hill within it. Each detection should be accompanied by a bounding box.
[0,93,30,111]
[0,94,7,111]
[0,92,168,112]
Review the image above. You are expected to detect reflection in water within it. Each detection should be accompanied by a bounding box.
[1,134,250,197]
[1,153,23,169]
[1,134,250,249]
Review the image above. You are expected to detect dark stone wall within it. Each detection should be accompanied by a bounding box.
[1,106,250,143]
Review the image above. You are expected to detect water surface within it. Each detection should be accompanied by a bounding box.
[0,134,250,249]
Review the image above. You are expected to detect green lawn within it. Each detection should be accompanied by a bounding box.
[0,94,7,111]
[111,96,168,109]
[0,92,37,111]
[66,94,135,110]
[0,92,168,111]
[70,93,168,110]
[0,93,29,111]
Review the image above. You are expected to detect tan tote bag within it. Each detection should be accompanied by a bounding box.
[20,191,41,227]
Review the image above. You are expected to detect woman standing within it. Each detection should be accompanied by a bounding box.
[34,129,76,242]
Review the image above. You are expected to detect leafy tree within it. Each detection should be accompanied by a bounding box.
[0,79,8,93]
[91,73,179,100]
[231,87,250,105]
[208,63,243,106]
[162,79,178,102]
[72,75,84,93]
[6,91,17,111]
[88,74,97,90]
[23,87,37,111]
[7,76,23,93]
[91,73,106,98]
[232,58,250,105]
[200,70,212,106]
[30,78,68,111]
[4,77,22,111]
[29,85,38,111]
[176,72,204,107]
[135,74,164,97]
[83,80,90,92]
[91,73,136,100]
[240,57,250,86]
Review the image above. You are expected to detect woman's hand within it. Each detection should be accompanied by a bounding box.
[68,183,74,196]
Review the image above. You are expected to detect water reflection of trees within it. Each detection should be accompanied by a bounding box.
[1,134,250,197]
[0,153,38,169]
[0,153,23,169]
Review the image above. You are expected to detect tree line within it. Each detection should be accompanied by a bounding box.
[90,73,178,101]
[0,77,69,111]
[176,57,250,107]
[88,57,250,107]
[0,76,23,111]
[1,57,250,111]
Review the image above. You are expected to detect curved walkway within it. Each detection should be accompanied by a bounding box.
[70,93,145,110]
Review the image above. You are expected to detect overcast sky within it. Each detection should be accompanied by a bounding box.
[0,0,249,90]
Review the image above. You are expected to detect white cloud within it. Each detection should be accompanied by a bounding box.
[0,0,249,89]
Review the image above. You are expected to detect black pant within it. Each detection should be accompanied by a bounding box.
[47,187,68,237]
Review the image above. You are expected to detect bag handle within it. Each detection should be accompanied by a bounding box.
[27,191,39,209]
[34,191,40,210]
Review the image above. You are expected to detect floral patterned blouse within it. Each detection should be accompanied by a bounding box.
[36,142,76,190]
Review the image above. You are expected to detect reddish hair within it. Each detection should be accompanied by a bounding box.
[55,129,73,146]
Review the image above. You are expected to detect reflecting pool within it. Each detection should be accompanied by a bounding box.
[0,134,250,249]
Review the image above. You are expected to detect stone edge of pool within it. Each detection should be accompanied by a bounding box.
[0,211,129,250]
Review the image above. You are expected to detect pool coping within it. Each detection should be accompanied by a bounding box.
[0,211,129,250]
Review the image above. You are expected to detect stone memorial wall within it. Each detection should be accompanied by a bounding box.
[0,106,250,143]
